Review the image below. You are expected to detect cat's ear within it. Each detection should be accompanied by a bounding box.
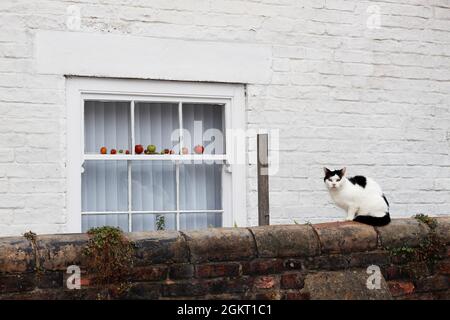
[323,167,330,175]
[341,167,347,176]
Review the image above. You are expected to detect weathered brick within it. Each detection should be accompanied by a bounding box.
[36,234,89,271]
[280,273,305,289]
[242,258,284,275]
[205,277,253,294]
[0,237,35,273]
[414,275,449,293]
[35,272,63,289]
[128,231,189,265]
[301,254,349,270]
[377,219,430,249]
[0,274,35,294]
[435,217,450,244]
[396,292,435,300]
[304,270,393,300]
[383,265,401,281]
[168,263,194,279]
[195,262,240,278]
[432,290,450,300]
[162,280,208,297]
[183,228,256,263]
[250,225,320,258]
[254,291,281,300]
[348,251,391,268]
[436,260,450,275]
[388,280,415,297]
[314,222,377,254]
[125,283,161,300]
[282,291,310,300]
[254,276,278,290]
[130,265,168,282]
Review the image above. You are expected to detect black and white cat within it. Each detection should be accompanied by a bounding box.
[323,167,391,226]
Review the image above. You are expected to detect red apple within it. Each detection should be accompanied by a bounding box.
[125,150,130,154]
[100,147,107,154]
[194,145,204,154]
[169,150,175,154]
[110,149,117,154]
[135,144,144,154]
[164,149,170,154]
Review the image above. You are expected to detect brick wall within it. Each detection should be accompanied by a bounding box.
[0,217,449,300]
[1,0,450,235]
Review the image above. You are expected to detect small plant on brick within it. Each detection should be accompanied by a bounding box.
[388,246,416,260]
[413,213,437,229]
[156,215,166,231]
[23,230,42,273]
[83,226,134,299]
[387,215,445,271]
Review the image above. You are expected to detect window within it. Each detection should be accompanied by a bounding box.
[66,78,246,233]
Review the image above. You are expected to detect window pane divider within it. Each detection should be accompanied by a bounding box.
[179,210,224,213]
[176,101,183,230]
[128,101,135,232]
[127,160,132,232]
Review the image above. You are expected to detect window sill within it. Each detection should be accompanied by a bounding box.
[83,154,228,161]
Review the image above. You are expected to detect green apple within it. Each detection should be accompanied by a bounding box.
[147,144,156,153]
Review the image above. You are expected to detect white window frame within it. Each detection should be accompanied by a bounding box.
[66,77,247,233]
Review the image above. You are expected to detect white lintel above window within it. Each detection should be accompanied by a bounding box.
[36,31,272,84]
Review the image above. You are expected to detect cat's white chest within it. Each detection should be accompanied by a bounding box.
[330,188,356,210]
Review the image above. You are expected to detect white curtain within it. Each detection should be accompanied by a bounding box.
[179,104,224,230]
[81,161,128,232]
[82,101,224,232]
[179,163,222,230]
[134,102,179,153]
[131,161,177,231]
[182,103,224,154]
[84,101,130,153]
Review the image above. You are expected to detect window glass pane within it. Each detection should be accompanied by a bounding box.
[180,163,222,210]
[131,213,176,232]
[84,101,131,154]
[182,104,224,155]
[82,161,128,212]
[82,214,128,233]
[131,161,176,211]
[134,102,179,154]
[179,212,222,231]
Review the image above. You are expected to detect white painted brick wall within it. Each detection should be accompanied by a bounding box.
[0,0,449,235]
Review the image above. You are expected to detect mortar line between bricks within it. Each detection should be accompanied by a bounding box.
[309,225,322,255]
[246,228,260,258]
[178,231,192,264]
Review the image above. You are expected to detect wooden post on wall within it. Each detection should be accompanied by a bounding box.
[257,133,270,226]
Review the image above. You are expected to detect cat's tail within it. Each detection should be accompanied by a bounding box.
[353,213,391,226]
